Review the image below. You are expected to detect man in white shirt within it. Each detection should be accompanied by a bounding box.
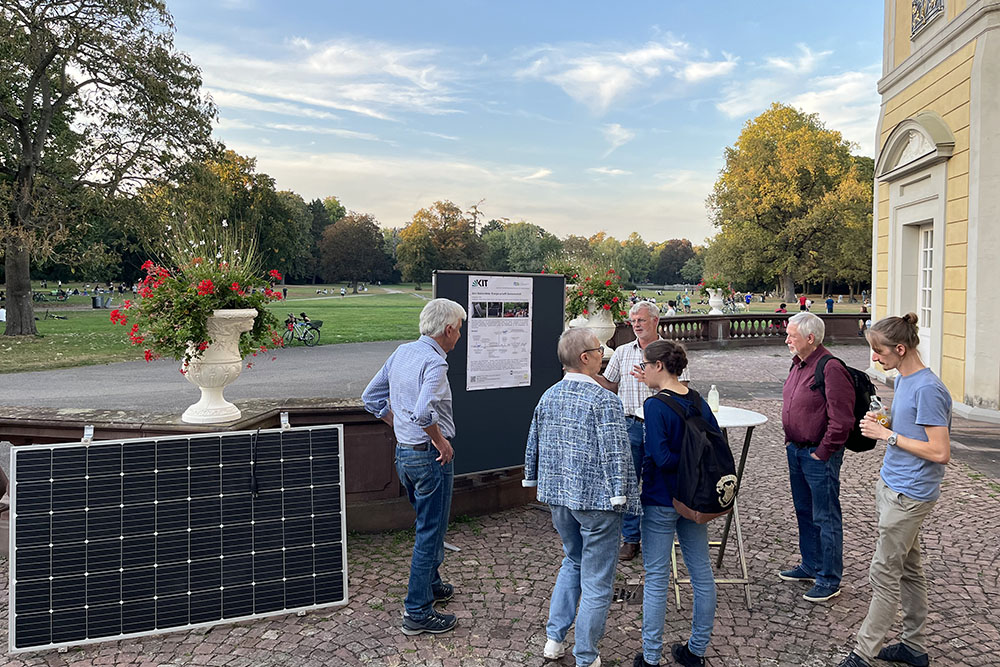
[597,301,689,560]
[664,301,677,317]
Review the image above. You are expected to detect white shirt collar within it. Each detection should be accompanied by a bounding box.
[563,372,600,386]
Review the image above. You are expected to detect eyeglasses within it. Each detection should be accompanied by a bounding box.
[638,361,649,370]
[583,346,605,355]
[629,318,653,326]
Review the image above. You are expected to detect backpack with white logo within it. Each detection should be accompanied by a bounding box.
[651,389,738,523]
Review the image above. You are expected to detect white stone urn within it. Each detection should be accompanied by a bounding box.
[181,308,258,424]
[585,303,616,358]
[707,288,724,315]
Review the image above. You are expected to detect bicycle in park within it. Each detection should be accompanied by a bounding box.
[283,313,322,347]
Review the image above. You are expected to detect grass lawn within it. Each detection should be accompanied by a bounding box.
[1,283,428,373]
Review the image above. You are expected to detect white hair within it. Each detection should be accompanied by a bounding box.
[419,298,467,337]
[629,301,659,321]
[557,327,598,371]
[788,311,825,344]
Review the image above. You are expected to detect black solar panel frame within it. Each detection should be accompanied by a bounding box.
[8,424,348,654]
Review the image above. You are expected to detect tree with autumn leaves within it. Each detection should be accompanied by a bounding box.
[706,103,873,301]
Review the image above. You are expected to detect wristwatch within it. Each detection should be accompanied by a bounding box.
[887,432,898,447]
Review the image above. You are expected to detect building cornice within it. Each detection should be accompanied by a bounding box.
[878,0,1000,97]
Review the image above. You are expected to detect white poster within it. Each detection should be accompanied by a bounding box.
[467,275,533,391]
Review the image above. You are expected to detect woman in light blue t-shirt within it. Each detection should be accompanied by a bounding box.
[838,313,951,667]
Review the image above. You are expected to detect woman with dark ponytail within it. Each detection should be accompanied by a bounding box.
[838,313,952,667]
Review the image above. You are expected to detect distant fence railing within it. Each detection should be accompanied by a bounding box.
[609,312,869,350]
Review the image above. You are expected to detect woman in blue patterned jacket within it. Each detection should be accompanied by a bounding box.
[523,327,639,667]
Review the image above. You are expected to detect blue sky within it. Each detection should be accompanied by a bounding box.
[168,1,884,244]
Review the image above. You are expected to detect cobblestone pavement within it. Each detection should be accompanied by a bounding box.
[3,345,999,666]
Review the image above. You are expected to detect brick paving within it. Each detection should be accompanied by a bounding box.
[3,345,1000,666]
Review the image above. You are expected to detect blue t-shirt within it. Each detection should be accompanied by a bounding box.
[881,368,952,502]
[641,390,721,507]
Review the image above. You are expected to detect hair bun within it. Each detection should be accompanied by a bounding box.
[903,312,919,326]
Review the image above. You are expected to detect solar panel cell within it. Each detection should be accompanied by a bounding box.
[11,425,347,653]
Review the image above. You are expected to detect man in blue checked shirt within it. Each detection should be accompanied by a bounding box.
[524,327,640,667]
[362,298,467,636]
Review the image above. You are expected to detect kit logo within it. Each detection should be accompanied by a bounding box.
[471,279,489,287]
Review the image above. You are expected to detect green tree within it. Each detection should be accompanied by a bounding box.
[679,251,705,284]
[481,226,510,272]
[652,238,695,284]
[322,196,346,224]
[319,212,389,293]
[621,233,652,284]
[1,0,215,335]
[410,200,483,270]
[396,218,437,289]
[706,103,857,301]
[505,222,561,273]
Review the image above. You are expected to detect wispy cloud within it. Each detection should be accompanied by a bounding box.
[264,123,383,142]
[588,167,631,176]
[515,38,737,113]
[681,53,738,82]
[518,168,553,181]
[183,37,461,123]
[714,44,878,155]
[765,44,831,74]
[602,123,635,157]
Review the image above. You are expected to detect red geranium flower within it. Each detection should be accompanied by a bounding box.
[197,280,215,296]
[604,280,612,286]
[603,304,611,310]
[582,308,589,315]
[144,350,153,362]
[230,281,241,292]
[197,341,209,351]
[612,296,619,303]
[109,309,122,324]
[268,269,282,280]
[140,260,154,271]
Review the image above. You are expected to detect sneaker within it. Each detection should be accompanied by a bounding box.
[803,584,841,602]
[401,609,457,636]
[543,638,568,660]
[632,653,657,667]
[836,652,871,667]
[432,582,454,603]
[778,565,815,582]
[619,542,640,561]
[584,658,601,667]
[671,642,705,667]
[877,643,929,667]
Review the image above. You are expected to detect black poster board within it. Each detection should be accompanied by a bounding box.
[433,271,565,476]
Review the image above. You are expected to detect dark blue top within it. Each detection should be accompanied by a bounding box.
[641,389,722,507]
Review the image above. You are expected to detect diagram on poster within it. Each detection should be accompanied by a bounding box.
[467,275,533,391]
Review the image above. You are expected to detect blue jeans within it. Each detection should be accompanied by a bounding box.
[547,506,622,667]
[622,417,645,544]
[395,445,454,619]
[640,505,716,662]
[786,444,844,589]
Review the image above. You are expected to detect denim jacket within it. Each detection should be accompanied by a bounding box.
[523,374,641,514]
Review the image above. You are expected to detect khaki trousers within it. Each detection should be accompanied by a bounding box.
[855,478,936,661]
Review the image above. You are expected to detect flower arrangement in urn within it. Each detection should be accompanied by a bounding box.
[109,219,286,366]
[698,273,731,296]
[563,267,628,323]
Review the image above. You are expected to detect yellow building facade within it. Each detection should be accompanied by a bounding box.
[874,0,1000,421]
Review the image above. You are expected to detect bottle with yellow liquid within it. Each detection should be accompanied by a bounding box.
[870,396,890,427]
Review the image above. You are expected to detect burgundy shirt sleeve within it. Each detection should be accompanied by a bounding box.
[815,360,855,461]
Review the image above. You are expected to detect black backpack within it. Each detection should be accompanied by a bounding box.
[810,355,878,453]
[651,389,738,524]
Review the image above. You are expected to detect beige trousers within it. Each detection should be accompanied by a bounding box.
[855,478,936,661]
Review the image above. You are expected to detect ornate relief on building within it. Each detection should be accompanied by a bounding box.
[912,0,945,39]
[896,130,933,167]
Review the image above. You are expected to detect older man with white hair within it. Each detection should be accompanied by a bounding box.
[363,297,467,636]
[525,327,639,667]
[780,311,855,603]
[597,300,689,561]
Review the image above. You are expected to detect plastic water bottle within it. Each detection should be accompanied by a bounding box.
[870,396,890,427]
[707,385,720,413]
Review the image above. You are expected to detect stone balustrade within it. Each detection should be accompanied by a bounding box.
[609,312,870,350]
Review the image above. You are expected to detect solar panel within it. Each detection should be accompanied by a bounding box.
[8,425,348,653]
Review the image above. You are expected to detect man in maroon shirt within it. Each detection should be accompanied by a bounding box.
[779,312,855,603]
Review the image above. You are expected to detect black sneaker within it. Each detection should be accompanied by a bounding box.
[632,653,657,667]
[401,610,457,636]
[877,643,929,667]
[671,642,705,667]
[837,652,871,667]
[432,582,454,603]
